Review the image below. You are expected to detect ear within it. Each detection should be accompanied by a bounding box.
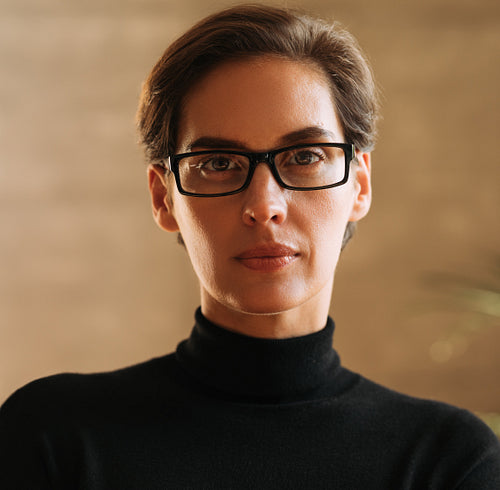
[349,151,372,222]
[147,164,180,232]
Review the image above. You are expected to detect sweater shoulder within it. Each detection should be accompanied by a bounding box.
[349,373,499,452]
[0,353,178,423]
[341,374,500,487]
[353,374,484,415]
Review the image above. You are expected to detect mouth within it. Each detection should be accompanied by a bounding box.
[235,244,300,272]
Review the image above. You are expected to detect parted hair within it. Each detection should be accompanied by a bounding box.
[136,4,379,247]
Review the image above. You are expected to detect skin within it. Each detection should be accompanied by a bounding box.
[148,56,371,339]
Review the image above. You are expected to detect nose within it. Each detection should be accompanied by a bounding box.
[241,163,287,226]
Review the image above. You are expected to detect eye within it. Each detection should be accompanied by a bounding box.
[289,148,325,166]
[199,155,238,171]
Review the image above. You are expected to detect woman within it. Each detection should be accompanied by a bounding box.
[1,5,499,488]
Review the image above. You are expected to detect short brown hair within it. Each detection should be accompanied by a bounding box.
[137,4,379,247]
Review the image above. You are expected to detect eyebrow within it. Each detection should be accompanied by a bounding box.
[185,127,340,152]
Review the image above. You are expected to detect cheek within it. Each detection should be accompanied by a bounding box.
[302,189,355,269]
[171,199,226,280]
[308,189,354,238]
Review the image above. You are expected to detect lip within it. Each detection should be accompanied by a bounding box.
[235,244,299,272]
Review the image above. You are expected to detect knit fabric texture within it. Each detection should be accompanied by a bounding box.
[1,308,499,489]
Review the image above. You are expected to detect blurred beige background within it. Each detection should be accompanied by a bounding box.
[1,0,499,417]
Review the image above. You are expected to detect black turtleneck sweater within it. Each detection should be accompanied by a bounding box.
[1,309,499,489]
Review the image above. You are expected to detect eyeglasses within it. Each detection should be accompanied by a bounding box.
[159,142,355,197]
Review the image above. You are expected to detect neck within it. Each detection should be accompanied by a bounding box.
[200,284,333,339]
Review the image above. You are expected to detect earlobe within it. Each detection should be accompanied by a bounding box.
[147,165,180,232]
[349,151,372,222]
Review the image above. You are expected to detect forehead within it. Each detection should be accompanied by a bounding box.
[176,56,344,152]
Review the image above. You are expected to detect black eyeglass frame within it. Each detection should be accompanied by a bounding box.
[159,142,355,197]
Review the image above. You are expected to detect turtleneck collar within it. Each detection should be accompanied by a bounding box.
[175,308,354,404]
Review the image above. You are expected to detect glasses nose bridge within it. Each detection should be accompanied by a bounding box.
[246,151,281,187]
[249,151,275,168]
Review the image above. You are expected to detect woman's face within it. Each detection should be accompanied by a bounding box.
[150,56,371,334]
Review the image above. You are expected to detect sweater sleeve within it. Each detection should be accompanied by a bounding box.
[455,440,500,489]
[446,409,500,489]
[0,386,52,490]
